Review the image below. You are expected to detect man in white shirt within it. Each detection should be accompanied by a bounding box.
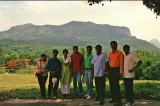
[91,45,109,105]
[123,45,142,106]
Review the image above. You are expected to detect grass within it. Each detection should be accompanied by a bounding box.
[0,74,160,100]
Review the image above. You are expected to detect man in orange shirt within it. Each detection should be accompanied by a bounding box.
[108,41,124,106]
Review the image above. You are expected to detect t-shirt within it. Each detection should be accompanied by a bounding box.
[123,54,140,78]
[91,53,109,77]
[71,52,84,73]
[84,53,94,69]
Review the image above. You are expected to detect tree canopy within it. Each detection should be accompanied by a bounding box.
[88,0,160,18]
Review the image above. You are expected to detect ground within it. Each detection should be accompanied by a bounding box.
[0,99,160,106]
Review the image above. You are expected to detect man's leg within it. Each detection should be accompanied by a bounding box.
[99,77,105,105]
[52,78,59,97]
[88,70,93,96]
[73,72,78,93]
[94,77,99,100]
[109,69,115,102]
[48,73,53,97]
[77,72,83,93]
[85,70,89,94]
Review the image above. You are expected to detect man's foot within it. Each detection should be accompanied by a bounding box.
[125,102,135,106]
[85,94,89,97]
[113,102,122,106]
[100,101,104,105]
[94,98,99,101]
[87,95,92,100]
[109,100,116,103]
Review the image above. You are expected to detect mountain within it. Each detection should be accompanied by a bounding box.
[0,21,131,45]
[0,21,160,53]
[149,39,160,48]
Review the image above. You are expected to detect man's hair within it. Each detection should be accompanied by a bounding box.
[95,45,102,50]
[110,41,118,46]
[41,54,47,58]
[73,46,78,49]
[52,49,59,54]
[123,45,130,49]
[86,45,92,51]
[63,49,69,54]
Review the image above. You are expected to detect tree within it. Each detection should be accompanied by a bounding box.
[88,0,160,17]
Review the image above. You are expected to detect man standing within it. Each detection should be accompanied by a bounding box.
[84,45,94,100]
[123,45,142,106]
[71,46,84,94]
[48,49,62,99]
[91,45,109,105]
[108,41,124,106]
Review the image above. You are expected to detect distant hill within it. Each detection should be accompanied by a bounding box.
[0,21,160,53]
[149,39,160,48]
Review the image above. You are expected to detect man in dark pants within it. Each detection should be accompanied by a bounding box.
[47,49,62,99]
[108,41,124,106]
[91,45,109,105]
[123,45,142,106]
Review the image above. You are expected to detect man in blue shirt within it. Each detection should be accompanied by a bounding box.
[48,49,62,99]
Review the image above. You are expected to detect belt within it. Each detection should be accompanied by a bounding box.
[85,68,91,70]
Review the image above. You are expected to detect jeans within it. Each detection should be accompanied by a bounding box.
[73,72,83,93]
[85,70,93,96]
[123,78,134,103]
[38,76,48,98]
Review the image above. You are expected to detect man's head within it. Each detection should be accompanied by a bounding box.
[123,45,130,55]
[86,45,92,54]
[52,49,58,58]
[110,41,118,51]
[95,45,102,55]
[73,46,78,54]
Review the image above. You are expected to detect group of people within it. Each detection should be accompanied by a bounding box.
[35,41,142,106]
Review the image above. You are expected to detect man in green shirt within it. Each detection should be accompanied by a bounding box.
[84,45,94,100]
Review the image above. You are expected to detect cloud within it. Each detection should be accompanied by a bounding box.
[0,1,160,41]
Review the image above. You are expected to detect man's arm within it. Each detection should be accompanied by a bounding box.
[128,60,142,73]
[119,52,124,75]
[81,55,85,75]
[91,64,94,79]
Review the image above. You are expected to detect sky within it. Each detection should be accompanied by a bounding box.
[0,1,160,41]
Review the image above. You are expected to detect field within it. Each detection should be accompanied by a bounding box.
[0,73,160,101]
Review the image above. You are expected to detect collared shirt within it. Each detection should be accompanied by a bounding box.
[124,54,140,78]
[109,50,124,74]
[48,58,61,71]
[91,53,109,77]
[84,53,94,69]
[71,52,84,73]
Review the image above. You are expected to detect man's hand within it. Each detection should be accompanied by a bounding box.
[104,71,109,78]
[128,69,134,73]
[119,73,122,77]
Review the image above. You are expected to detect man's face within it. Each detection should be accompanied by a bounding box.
[110,43,117,50]
[96,47,102,54]
[123,47,130,54]
[53,52,57,58]
[87,48,92,54]
[73,48,78,53]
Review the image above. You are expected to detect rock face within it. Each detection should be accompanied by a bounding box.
[0,21,131,41]
[150,39,160,48]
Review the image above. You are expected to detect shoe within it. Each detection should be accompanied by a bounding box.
[125,102,132,106]
[131,102,135,106]
[109,100,116,103]
[113,102,122,106]
[87,95,92,100]
[85,94,88,97]
[100,101,104,105]
[94,98,99,101]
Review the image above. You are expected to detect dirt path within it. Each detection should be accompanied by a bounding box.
[0,99,160,106]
